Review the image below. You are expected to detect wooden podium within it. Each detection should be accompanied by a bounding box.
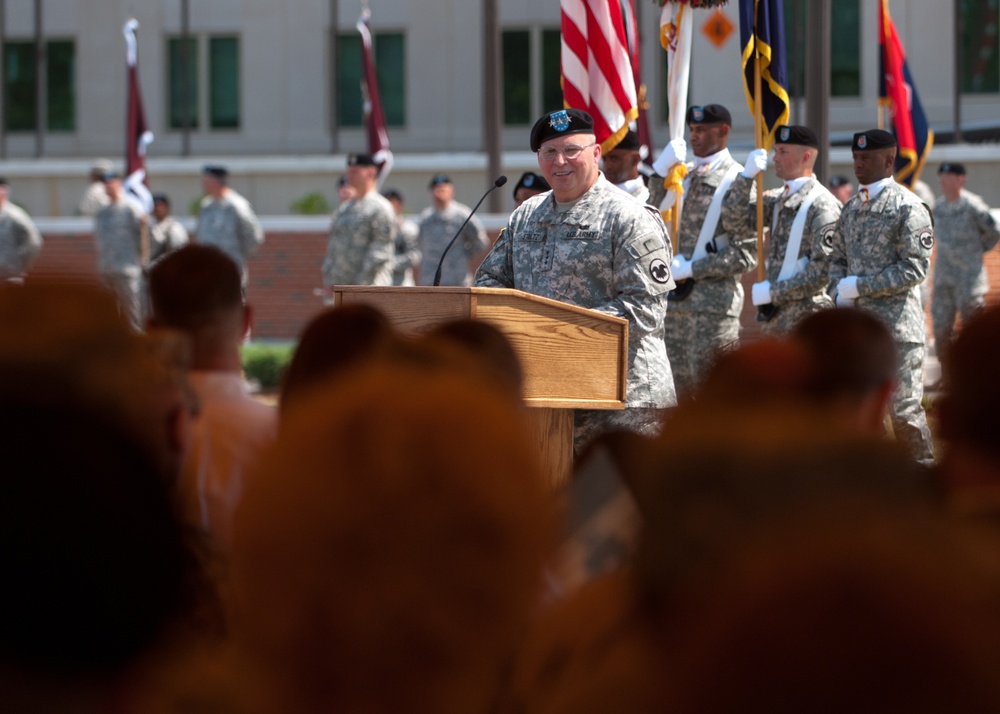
[330,286,628,487]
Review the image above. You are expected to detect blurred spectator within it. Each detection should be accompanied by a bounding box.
[232,362,555,714]
[148,244,277,548]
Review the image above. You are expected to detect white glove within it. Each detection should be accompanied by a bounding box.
[751,280,772,306]
[742,148,769,179]
[837,275,860,300]
[652,138,688,176]
[670,256,693,282]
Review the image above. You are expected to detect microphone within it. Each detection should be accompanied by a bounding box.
[433,175,507,287]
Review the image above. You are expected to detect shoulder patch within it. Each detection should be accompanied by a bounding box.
[820,222,837,250]
[918,229,934,251]
[649,258,671,284]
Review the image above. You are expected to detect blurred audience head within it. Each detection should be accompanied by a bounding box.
[147,244,249,371]
[232,363,555,714]
[791,307,898,435]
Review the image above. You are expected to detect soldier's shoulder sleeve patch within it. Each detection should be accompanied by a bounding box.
[918,228,934,251]
[820,222,837,250]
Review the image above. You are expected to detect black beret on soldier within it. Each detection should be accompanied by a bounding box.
[775,124,820,149]
[938,162,967,176]
[852,129,897,152]
[202,165,229,180]
[529,108,595,152]
[512,172,551,200]
[612,129,642,152]
[685,104,732,126]
[347,153,377,167]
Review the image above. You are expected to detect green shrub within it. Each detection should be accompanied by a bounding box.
[289,192,332,215]
[241,342,295,390]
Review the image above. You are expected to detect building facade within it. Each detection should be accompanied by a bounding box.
[1,0,999,216]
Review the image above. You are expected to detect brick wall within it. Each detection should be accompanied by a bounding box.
[29,228,1000,342]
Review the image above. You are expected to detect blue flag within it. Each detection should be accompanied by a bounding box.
[739,0,790,150]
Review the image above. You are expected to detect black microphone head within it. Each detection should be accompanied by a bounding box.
[494,175,508,188]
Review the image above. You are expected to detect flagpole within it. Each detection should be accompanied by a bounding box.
[753,4,765,283]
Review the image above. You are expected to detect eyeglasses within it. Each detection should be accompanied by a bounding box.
[537,143,597,162]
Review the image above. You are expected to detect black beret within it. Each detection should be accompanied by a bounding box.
[428,174,452,188]
[852,129,896,152]
[612,129,641,152]
[347,153,376,167]
[202,165,229,179]
[686,104,732,126]
[512,172,551,200]
[530,108,595,152]
[152,193,170,204]
[938,162,966,175]
[382,187,404,202]
[0,177,9,187]
[775,124,819,149]
[828,175,851,188]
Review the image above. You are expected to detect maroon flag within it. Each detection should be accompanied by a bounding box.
[357,8,393,186]
[123,19,153,211]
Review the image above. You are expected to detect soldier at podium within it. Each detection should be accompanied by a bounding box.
[476,108,676,454]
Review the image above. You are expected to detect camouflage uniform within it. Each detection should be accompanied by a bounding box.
[322,191,397,286]
[196,190,264,278]
[930,188,1000,350]
[417,201,490,286]
[721,174,840,334]
[78,181,110,217]
[392,215,422,286]
[829,180,935,465]
[149,215,189,263]
[664,150,756,396]
[94,195,146,329]
[475,174,676,452]
[0,201,42,282]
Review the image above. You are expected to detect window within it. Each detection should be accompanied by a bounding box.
[337,31,406,127]
[502,27,562,126]
[961,0,1000,93]
[782,0,860,98]
[168,38,198,130]
[167,35,240,130]
[3,39,76,132]
[209,37,239,128]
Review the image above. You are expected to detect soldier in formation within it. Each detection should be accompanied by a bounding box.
[721,124,841,334]
[417,174,490,287]
[0,177,42,284]
[196,165,264,283]
[829,129,936,466]
[322,153,397,287]
[93,171,147,329]
[930,162,1000,357]
[656,104,756,398]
